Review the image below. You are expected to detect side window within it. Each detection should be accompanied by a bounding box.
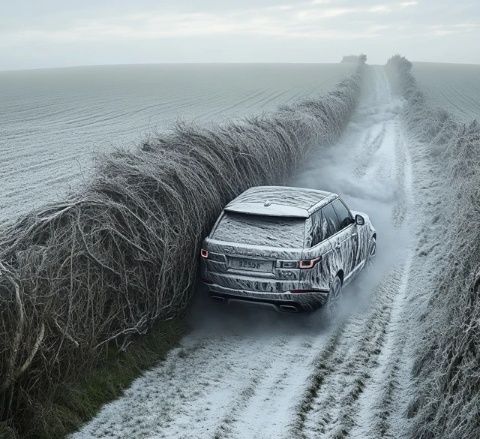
[332,199,354,229]
[322,203,341,238]
[310,210,323,247]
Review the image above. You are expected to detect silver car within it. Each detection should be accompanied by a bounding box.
[200,186,376,313]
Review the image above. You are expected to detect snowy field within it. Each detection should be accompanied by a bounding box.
[73,65,419,438]
[412,62,480,122]
[0,63,353,222]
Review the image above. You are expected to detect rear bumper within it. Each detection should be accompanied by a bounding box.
[204,282,329,312]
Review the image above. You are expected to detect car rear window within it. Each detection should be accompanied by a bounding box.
[212,212,305,248]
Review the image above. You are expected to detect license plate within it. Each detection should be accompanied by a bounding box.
[228,257,273,272]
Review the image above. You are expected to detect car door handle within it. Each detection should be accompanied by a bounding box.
[352,233,357,237]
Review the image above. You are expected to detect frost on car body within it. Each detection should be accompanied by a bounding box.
[200,186,376,312]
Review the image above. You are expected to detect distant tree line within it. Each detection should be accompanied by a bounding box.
[341,54,367,64]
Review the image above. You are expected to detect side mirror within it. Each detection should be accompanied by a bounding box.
[355,214,365,226]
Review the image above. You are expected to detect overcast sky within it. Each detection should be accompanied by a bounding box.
[1,0,479,70]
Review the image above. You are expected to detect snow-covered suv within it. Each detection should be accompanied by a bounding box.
[200,186,376,313]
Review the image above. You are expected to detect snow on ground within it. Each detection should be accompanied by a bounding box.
[412,62,480,123]
[0,63,353,223]
[72,65,423,438]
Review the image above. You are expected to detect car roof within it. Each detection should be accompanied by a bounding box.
[224,186,337,218]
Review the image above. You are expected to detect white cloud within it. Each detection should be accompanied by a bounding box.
[429,22,480,36]
[1,0,479,67]
[2,2,418,46]
[368,5,391,13]
[295,7,357,20]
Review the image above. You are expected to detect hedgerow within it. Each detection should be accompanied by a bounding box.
[386,55,480,439]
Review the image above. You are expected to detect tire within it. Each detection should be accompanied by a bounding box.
[367,237,376,263]
[326,275,342,317]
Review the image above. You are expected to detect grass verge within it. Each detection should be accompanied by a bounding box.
[4,317,186,439]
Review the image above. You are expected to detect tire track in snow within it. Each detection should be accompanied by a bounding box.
[351,264,413,439]
[353,123,386,178]
[212,336,290,439]
[290,322,349,435]
[219,327,343,439]
[290,267,408,439]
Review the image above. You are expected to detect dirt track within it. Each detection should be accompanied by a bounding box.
[73,66,421,439]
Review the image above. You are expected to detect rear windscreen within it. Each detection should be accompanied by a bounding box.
[212,212,305,248]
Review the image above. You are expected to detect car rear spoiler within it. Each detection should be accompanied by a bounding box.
[224,203,309,218]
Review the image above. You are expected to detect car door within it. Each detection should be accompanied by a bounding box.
[303,209,334,290]
[331,199,358,275]
[321,202,346,278]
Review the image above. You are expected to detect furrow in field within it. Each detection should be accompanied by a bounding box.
[412,62,480,122]
[1,64,356,223]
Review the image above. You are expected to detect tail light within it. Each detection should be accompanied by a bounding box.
[279,257,321,269]
[299,257,321,269]
[200,249,209,259]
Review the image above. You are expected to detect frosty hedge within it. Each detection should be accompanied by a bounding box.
[0,64,364,424]
[387,55,480,439]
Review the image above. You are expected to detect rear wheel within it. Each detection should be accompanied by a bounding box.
[326,275,342,316]
[369,236,377,257]
[366,236,376,267]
